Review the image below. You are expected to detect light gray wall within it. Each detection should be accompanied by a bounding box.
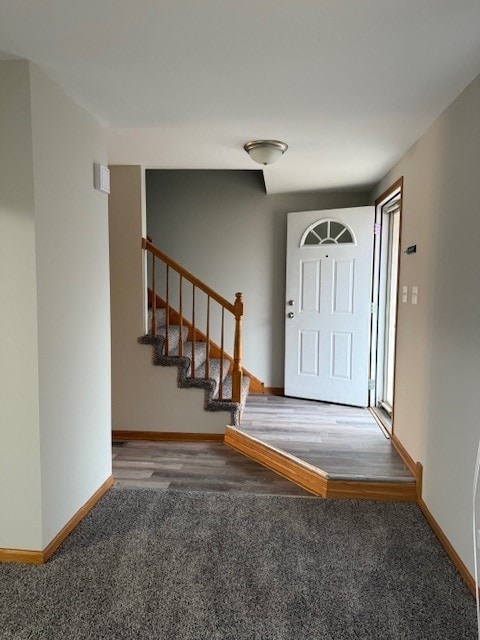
[29,63,112,547]
[0,60,112,551]
[372,72,480,577]
[146,170,369,386]
[0,60,42,550]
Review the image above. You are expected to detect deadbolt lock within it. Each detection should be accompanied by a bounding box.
[288,300,295,306]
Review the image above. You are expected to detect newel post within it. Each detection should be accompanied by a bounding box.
[232,292,244,404]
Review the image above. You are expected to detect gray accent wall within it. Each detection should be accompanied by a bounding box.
[146,170,369,386]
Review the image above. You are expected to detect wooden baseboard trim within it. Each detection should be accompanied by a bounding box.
[113,430,225,442]
[247,378,265,394]
[224,427,416,502]
[384,436,475,597]
[0,548,44,565]
[261,387,284,396]
[0,475,114,565]
[415,461,423,502]
[391,433,417,477]
[391,435,425,502]
[418,492,476,597]
[42,476,114,562]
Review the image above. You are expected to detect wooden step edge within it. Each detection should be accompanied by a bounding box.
[150,291,265,394]
[323,479,416,501]
[224,426,327,496]
[224,427,417,502]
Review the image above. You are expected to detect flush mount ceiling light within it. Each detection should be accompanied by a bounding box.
[243,140,288,165]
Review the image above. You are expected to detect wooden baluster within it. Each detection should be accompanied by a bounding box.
[151,252,156,336]
[191,285,196,378]
[219,306,224,400]
[179,274,183,357]
[205,296,210,380]
[165,265,170,355]
[232,292,244,404]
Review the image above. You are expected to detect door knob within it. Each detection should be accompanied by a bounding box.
[287,312,294,318]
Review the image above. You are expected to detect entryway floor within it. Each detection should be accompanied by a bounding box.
[112,439,312,496]
[238,395,414,483]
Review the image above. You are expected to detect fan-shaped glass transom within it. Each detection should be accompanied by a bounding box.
[301,219,354,246]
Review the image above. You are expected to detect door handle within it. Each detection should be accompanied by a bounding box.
[287,312,294,318]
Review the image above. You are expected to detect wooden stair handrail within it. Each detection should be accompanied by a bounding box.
[142,237,244,403]
[142,238,235,314]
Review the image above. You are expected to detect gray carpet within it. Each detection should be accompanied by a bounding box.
[0,487,476,639]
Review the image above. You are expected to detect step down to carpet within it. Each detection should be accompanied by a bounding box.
[224,426,417,502]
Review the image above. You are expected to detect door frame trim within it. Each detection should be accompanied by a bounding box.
[369,177,404,434]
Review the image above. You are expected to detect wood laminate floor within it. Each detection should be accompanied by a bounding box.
[112,440,312,497]
[238,395,414,483]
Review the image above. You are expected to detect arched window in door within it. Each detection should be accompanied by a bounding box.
[300,219,355,247]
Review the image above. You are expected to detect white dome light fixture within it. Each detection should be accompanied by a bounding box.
[244,139,288,165]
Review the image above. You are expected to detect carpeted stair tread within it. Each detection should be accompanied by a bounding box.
[215,373,250,404]
[156,324,189,353]
[193,357,231,392]
[170,340,208,373]
[148,308,190,354]
[147,307,167,330]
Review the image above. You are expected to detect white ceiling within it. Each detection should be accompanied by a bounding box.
[1,1,480,194]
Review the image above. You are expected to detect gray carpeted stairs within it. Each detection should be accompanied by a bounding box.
[139,308,250,425]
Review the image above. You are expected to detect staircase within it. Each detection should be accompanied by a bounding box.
[139,238,261,425]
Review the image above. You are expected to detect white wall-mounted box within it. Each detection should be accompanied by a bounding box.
[94,163,110,194]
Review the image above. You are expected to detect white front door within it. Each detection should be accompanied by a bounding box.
[284,207,374,407]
